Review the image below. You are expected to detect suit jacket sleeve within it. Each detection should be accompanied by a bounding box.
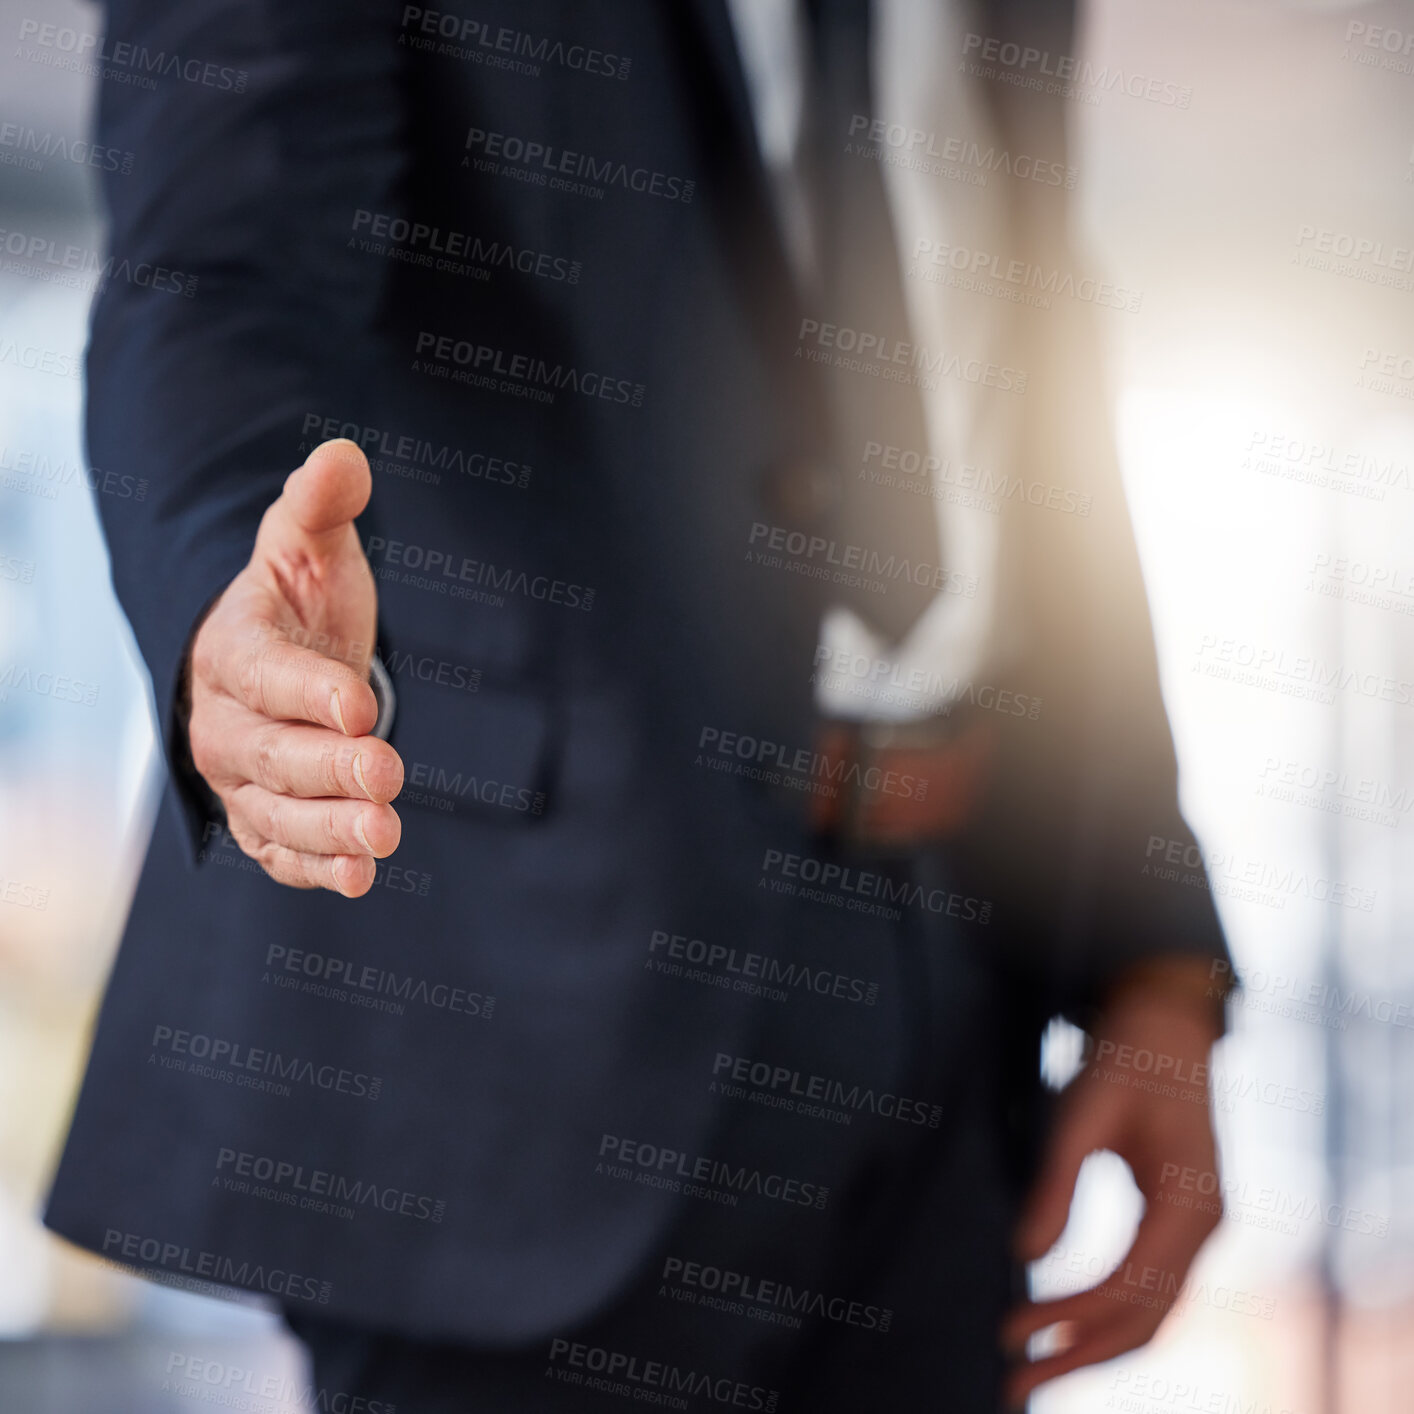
[969,0,1234,1026]
[87,0,406,865]
[1048,299,1235,1024]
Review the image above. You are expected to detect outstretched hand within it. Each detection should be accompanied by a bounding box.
[184,439,403,896]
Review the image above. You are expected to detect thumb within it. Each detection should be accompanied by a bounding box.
[1013,1085,1120,1262]
[274,438,372,544]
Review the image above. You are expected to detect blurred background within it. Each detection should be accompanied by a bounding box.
[1,0,1411,1409]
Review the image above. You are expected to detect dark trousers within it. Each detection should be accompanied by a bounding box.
[285,857,1026,1411]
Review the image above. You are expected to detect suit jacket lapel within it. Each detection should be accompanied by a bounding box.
[678,0,761,154]
[668,0,811,358]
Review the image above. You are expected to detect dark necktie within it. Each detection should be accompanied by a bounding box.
[796,0,945,645]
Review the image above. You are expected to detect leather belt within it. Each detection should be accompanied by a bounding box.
[805,710,1001,850]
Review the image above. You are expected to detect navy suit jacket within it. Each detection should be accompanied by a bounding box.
[46,0,1230,1342]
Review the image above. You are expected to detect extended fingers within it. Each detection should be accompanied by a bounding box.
[1002,1283,1108,1357]
[190,698,403,802]
[228,783,401,859]
[1003,1178,1223,1403]
[235,835,378,899]
[1004,1294,1160,1407]
[189,692,404,897]
[242,715,403,801]
[218,633,377,732]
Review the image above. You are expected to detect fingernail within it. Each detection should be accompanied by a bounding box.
[331,688,348,734]
[332,857,350,894]
[353,752,372,799]
[354,811,373,855]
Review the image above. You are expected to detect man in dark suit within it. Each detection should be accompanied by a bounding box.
[47,0,1232,1407]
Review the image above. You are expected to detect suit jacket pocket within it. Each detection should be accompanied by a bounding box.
[384,648,558,827]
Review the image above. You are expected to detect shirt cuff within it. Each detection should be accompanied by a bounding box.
[369,653,396,741]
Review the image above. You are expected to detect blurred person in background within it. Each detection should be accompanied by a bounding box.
[44,0,1233,1408]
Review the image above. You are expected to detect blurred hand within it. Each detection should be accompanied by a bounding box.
[1001,960,1225,1405]
[185,438,403,897]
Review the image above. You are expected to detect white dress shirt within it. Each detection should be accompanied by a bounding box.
[725,0,1011,722]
